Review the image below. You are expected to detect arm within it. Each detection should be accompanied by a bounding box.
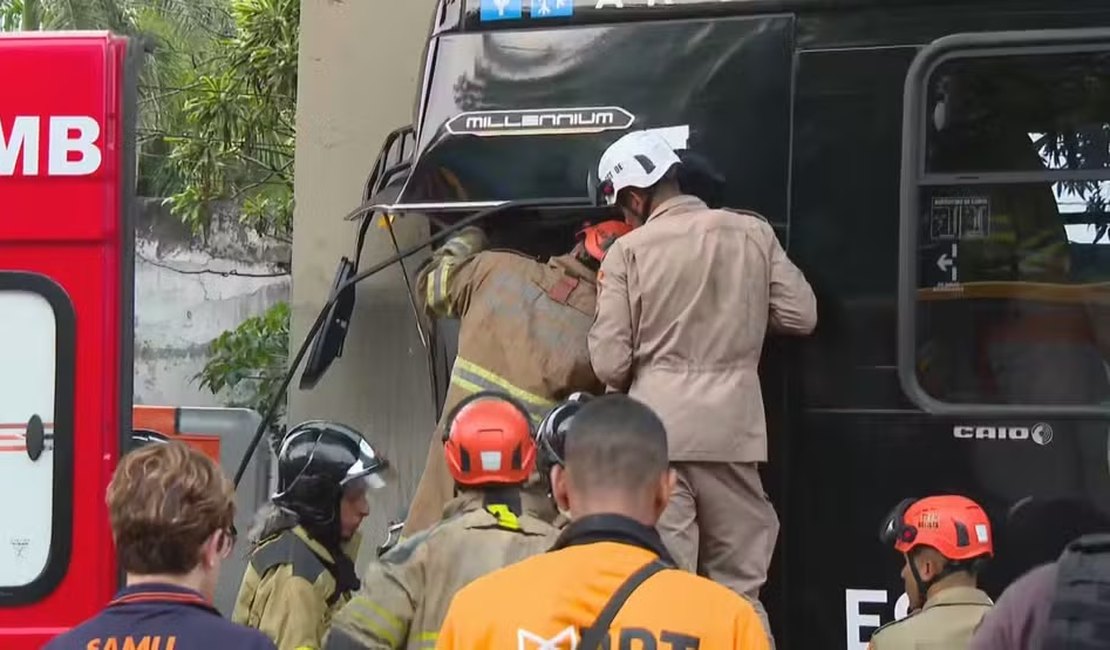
[415,226,489,319]
[326,561,416,650]
[767,230,817,335]
[258,570,329,650]
[588,244,635,392]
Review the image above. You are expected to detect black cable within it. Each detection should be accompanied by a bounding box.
[231,197,588,487]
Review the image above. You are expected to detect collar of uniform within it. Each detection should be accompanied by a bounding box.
[442,490,486,519]
[291,523,360,564]
[549,513,675,564]
[922,586,994,611]
[108,582,219,615]
[646,194,707,224]
[548,253,597,283]
[447,489,552,535]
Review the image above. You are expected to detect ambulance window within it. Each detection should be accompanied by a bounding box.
[902,40,1110,412]
[0,275,74,603]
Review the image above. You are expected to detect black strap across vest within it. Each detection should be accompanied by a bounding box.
[578,559,669,650]
[251,529,348,607]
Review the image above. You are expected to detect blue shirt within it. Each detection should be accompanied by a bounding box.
[43,583,276,650]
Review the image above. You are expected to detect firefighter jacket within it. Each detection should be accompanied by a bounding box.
[868,586,993,650]
[436,513,771,649]
[402,227,605,535]
[323,490,559,650]
[233,524,363,650]
[44,583,276,650]
[588,195,817,463]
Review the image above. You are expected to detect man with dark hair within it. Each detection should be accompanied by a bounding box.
[437,395,769,649]
[44,441,275,650]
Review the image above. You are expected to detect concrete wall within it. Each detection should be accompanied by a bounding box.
[291,1,438,564]
[134,198,291,407]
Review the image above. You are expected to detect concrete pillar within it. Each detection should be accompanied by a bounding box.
[291,0,437,567]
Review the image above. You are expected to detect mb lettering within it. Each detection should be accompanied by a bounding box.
[952,423,1053,445]
[845,589,910,650]
[0,115,102,176]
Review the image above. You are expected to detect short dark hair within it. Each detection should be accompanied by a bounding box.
[564,395,668,494]
[108,441,235,574]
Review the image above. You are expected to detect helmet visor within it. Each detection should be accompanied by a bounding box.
[342,437,388,489]
[879,497,917,547]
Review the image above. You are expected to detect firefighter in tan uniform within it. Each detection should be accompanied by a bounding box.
[234,421,389,650]
[323,392,558,649]
[588,130,818,645]
[401,220,632,536]
[869,495,995,650]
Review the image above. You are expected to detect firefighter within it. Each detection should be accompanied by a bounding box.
[869,495,995,650]
[533,391,594,528]
[401,219,632,537]
[233,421,389,650]
[45,442,276,650]
[587,129,817,642]
[323,392,559,649]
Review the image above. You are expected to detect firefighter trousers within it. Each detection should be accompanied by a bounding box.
[657,461,780,648]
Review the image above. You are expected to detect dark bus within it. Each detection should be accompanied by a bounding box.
[338,1,1110,646]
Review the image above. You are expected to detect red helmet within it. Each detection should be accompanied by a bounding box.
[443,392,536,487]
[577,220,633,262]
[880,495,994,562]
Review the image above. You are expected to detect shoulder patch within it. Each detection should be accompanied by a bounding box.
[250,530,328,583]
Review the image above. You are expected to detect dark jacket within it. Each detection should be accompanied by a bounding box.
[970,563,1056,650]
[44,583,275,650]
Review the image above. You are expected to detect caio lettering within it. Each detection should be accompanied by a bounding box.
[0,115,102,176]
[954,426,973,439]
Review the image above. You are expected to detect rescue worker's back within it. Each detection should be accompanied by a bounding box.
[437,524,769,649]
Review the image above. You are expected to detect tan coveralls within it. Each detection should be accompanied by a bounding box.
[324,491,558,649]
[588,195,817,640]
[868,586,994,649]
[233,525,362,650]
[402,227,604,536]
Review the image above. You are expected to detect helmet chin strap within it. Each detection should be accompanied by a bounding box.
[907,552,968,605]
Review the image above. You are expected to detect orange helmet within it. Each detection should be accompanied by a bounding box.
[577,220,633,262]
[880,495,994,562]
[442,392,536,487]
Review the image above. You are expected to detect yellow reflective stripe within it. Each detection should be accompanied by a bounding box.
[344,596,404,647]
[419,631,439,647]
[426,261,456,318]
[450,357,555,422]
[485,504,522,530]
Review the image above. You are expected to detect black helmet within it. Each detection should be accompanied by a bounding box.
[535,392,594,484]
[272,420,387,537]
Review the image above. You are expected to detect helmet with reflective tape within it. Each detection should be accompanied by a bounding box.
[577,221,633,263]
[879,495,994,562]
[443,391,536,487]
[273,420,388,531]
[595,130,682,206]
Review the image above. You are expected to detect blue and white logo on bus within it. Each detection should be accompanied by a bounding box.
[480,0,523,21]
[531,0,574,17]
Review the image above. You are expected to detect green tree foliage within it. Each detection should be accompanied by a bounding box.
[161,0,297,242]
[195,301,289,419]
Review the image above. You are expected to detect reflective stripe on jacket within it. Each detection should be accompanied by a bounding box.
[233,525,362,650]
[402,228,605,536]
[324,491,558,650]
[589,195,817,463]
[436,513,770,649]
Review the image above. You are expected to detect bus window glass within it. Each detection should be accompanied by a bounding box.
[914,50,1110,406]
[0,290,57,588]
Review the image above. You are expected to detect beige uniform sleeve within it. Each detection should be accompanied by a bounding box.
[766,227,818,335]
[259,569,328,650]
[328,559,419,650]
[588,242,636,392]
[416,227,489,319]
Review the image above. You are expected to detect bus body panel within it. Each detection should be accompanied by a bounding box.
[0,33,136,649]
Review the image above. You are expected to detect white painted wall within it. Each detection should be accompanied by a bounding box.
[132,198,290,408]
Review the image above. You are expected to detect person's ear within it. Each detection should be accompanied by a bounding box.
[552,465,571,514]
[653,468,676,519]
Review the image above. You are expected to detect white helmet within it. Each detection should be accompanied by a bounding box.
[596,130,682,206]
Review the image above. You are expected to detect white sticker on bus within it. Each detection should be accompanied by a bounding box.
[0,290,56,588]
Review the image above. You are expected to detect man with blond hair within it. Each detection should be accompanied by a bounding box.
[45,441,275,649]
